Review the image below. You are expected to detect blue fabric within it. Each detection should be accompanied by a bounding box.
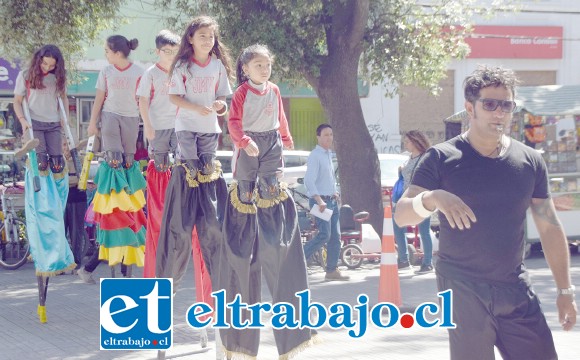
[303,198,341,272]
[304,145,337,197]
[25,168,75,275]
[392,173,404,203]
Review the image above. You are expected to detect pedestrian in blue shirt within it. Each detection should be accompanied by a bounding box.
[304,123,349,281]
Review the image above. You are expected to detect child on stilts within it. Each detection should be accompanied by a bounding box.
[138,30,181,278]
[155,15,232,289]
[154,16,232,357]
[13,45,76,323]
[86,35,146,275]
[220,44,315,359]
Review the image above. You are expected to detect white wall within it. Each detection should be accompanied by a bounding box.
[360,81,402,154]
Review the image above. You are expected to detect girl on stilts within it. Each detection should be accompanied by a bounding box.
[86,35,146,275]
[13,44,76,323]
[137,29,181,278]
[155,15,232,290]
[220,44,315,359]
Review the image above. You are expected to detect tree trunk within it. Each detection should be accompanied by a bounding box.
[316,73,383,236]
[312,0,382,234]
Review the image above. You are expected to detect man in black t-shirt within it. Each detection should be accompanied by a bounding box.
[394,65,576,360]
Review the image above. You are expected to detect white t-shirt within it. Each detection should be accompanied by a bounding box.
[96,63,144,117]
[136,64,176,130]
[14,71,60,122]
[169,56,232,133]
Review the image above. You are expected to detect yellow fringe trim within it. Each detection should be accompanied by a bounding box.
[256,182,289,209]
[37,305,47,324]
[35,262,77,277]
[197,160,222,183]
[181,164,200,188]
[278,334,320,360]
[228,181,257,214]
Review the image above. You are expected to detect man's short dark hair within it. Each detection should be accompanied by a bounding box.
[463,65,519,103]
[316,123,332,136]
[155,30,180,49]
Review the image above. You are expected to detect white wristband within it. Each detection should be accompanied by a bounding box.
[412,191,435,218]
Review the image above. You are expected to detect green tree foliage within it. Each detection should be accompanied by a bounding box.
[0,0,125,78]
[154,0,517,232]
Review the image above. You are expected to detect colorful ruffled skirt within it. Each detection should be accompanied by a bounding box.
[92,161,146,266]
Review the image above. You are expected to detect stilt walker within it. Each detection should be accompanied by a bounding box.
[13,45,76,323]
[219,44,315,359]
[86,35,146,272]
[137,29,181,278]
[154,17,233,357]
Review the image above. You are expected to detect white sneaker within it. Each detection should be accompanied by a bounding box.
[77,267,96,284]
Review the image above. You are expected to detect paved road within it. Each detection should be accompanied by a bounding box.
[1,252,579,359]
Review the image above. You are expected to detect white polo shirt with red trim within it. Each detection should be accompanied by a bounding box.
[169,56,232,133]
[96,63,144,117]
[14,71,60,123]
[136,63,176,130]
[228,81,293,149]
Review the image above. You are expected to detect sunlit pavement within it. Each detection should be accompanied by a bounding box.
[1,252,579,359]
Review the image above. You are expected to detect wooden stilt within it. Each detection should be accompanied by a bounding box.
[36,276,49,323]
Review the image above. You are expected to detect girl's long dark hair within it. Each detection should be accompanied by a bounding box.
[26,44,66,96]
[236,44,274,87]
[169,16,233,82]
[406,130,431,154]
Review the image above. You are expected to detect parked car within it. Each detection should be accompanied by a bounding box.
[218,149,311,186]
[377,153,409,206]
[290,152,409,211]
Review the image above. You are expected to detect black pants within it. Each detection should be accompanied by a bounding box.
[84,244,128,275]
[219,186,313,358]
[437,273,557,360]
[64,187,88,268]
[155,165,228,289]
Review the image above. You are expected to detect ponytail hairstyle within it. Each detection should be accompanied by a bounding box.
[107,35,139,58]
[170,15,233,81]
[26,44,66,96]
[236,44,274,87]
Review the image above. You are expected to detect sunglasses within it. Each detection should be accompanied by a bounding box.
[160,49,179,55]
[477,98,517,113]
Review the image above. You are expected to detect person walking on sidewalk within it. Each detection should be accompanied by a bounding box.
[394,65,576,360]
[303,123,349,281]
[393,130,434,274]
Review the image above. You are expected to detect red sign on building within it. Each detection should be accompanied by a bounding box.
[466,26,563,59]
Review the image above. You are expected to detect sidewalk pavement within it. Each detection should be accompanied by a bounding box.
[1,253,579,360]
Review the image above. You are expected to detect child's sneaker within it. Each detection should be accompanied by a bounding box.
[77,267,96,284]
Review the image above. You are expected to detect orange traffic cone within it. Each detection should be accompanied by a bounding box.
[378,206,402,306]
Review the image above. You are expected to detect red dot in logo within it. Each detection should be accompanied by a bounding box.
[153,340,158,345]
[400,313,414,328]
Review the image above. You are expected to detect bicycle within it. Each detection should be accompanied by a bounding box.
[289,184,328,268]
[0,182,29,270]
